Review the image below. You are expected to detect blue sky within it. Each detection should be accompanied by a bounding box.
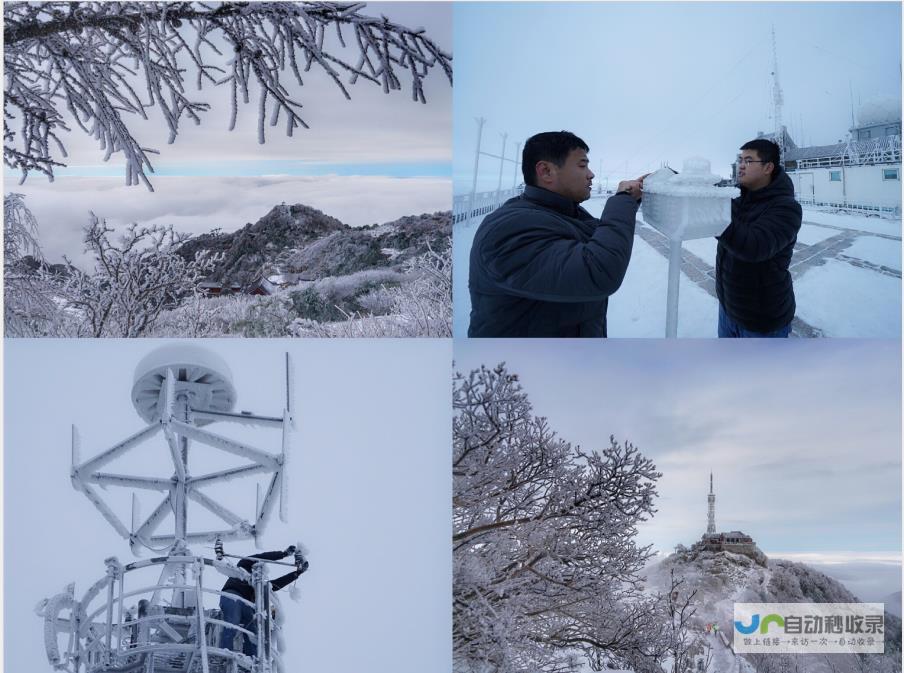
[454,338,902,558]
[454,2,902,193]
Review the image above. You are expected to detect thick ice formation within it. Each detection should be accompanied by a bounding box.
[131,343,237,423]
[642,157,738,241]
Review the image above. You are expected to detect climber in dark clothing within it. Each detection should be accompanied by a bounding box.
[218,546,309,656]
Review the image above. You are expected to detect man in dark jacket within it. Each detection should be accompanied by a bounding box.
[468,131,643,337]
[218,546,308,656]
[716,138,802,337]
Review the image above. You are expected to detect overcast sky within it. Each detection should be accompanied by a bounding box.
[453,2,902,193]
[4,339,451,673]
[454,338,901,594]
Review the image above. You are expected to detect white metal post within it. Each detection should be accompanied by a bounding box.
[468,117,486,223]
[194,561,210,673]
[512,142,522,189]
[665,240,682,339]
[495,133,508,207]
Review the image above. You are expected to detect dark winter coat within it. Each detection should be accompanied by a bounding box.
[468,185,638,337]
[715,166,802,332]
[221,550,303,603]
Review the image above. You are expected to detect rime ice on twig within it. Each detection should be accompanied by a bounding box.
[61,217,221,337]
[3,192,67,336]
[4,2,453,189]
[453,365,674,673]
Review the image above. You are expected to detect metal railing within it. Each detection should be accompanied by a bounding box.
[796,196,901,217]
[453,188,522,225]
[42,553,283,673]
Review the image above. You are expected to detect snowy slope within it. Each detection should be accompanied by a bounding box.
[641,548,903,673]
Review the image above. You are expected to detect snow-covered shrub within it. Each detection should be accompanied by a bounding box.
[305,238,452,338]
[151,294,257,337]
[61,216,218,337]
[386,238,452,337]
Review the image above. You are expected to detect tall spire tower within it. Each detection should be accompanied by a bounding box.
[707,472,716,534]
[771,25,785,162]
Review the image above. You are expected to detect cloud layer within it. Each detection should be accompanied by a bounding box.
[9,175,451,267]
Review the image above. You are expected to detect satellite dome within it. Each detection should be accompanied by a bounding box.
[131,344,236,423]
[857,96,902,126]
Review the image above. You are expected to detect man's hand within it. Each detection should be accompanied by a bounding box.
[284,545,297,556]
[616,179,644,201]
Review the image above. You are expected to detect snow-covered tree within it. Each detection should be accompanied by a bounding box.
[4,1,453,189]
[453,364,665,673]
[389,238,452,337]
[659,571,706,673]
[3,192,66,336]
[62,216,218,336]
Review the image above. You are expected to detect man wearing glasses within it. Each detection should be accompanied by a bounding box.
[715,139,802,338]
[468,131,644,338]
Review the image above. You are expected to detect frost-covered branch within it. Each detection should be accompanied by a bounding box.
[4,2,453,189]
[453,364,665,673]
[3,192,68,336]
[61,216,219,336]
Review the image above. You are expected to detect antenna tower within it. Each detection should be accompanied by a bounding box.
[771,25,785,162]
[707,472,716,535]
[38,345,297,673]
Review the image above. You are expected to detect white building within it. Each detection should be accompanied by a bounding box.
[782,98,901,215]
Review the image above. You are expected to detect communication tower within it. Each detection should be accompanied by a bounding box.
[38,345,297,673]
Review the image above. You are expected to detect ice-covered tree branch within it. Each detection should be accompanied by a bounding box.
[453,364,666,673]
[3,192,68,336]
[61,217,220,337]
[4,2,453,189]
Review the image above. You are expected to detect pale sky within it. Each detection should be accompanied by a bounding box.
[3,1,454,267]
[4,339,451,673]
[454,339,902,562]
[453,2,902,193]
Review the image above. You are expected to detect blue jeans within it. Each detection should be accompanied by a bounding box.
[718,304,791,338]
[218,594,256,656]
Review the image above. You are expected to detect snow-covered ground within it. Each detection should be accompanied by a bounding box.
[453,197,902,338]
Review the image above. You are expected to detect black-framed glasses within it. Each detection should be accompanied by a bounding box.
[736,157,766,167]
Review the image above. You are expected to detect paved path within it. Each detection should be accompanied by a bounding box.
[635,214,901,338]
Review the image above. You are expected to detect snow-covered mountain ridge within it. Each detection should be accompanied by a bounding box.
[642,547,902,673]
[177,203,451,286]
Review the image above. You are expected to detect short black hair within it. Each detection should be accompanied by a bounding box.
[740,139,781,171]
[522,131,589,186]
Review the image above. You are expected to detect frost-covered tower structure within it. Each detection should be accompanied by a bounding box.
[695,474,767,566]
[37,345,296,673]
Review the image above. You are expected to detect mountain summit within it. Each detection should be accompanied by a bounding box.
[643,547,902,673]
